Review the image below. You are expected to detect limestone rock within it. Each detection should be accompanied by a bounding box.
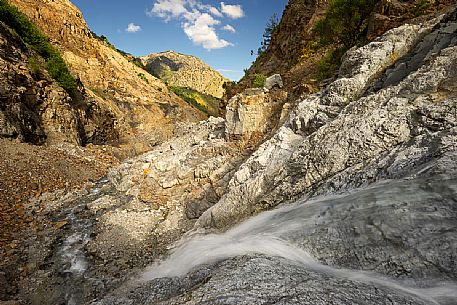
[195,12,457,231]
[264,74,283,90]
[225,89,287,139]
[83,118,244,277]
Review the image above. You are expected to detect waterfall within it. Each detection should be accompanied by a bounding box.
[138,174,457,304]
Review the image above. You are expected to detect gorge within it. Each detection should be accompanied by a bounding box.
[0,0,456,305]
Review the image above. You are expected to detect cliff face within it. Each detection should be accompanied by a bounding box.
[7,0,204,147]
[141,50,228,99]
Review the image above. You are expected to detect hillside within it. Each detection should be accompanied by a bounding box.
[6,0,204,148]
[141,50,228,99]
[238,0,457,99]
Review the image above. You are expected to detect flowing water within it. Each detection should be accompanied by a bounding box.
[139,175,457,304]
[55,177,117,305]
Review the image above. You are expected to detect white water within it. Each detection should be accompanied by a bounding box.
[57,177,111,305]
[140,176,457,304]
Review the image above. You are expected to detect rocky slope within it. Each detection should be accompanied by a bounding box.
[141,50,228,99]
[7,0,204,148]
[239,0,456,98]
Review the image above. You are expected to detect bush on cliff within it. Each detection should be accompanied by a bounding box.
[315,0,378,48]
[0,0,77,93]
[308,0,378,81]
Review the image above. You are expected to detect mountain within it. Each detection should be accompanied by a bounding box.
[5,0,204,149]
[141,50,228,99]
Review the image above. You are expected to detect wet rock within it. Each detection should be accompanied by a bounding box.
[195,13,457,231]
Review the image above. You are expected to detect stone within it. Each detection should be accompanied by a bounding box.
[264,74,283,90]
[5,0,203,148]
[196,12,456,233]
[225,89,287,139]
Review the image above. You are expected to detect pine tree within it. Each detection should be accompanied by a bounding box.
[251,13,279,56]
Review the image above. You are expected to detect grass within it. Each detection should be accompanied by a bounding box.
[137,73,149,84]
[412,0,431,16]
[170,86,221,117]
[0,0,78,94]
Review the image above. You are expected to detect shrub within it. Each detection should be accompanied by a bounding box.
[137,73,149,84]
[253,74,267,88]
[314,0,377,49]
[28,56,41,75]
[169,86,220,117]
[0,0,77,93]
[412,0,431,16]
[298,41,320,63]
[316,48,346,81]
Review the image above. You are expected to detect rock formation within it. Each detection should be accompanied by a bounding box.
[196,11,457,231]
[141,50,228,99]
[225,88,287,140]
[239,0,456,98]
[90,7,457,305]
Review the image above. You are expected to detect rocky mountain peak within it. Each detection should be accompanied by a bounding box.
[141,50,228,98]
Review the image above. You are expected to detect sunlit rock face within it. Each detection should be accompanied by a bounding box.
[141,50,228,99]
[225,88,288,140]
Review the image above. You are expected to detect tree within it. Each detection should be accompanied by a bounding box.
[251,13,279,56]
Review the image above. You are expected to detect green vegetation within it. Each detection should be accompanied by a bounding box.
[91,31,117,50]
[298,41,320,63]
[253,73,267,88]
[315,0,377,49]
[412,0,431,16]
[296,0,378,82]
[137,72,149,84]
[0,0,77,93]
[169,86,221,117]
[315,48,346,81]
[28,56,41,75]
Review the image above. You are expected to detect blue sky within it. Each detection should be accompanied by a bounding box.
[69,0,287,80]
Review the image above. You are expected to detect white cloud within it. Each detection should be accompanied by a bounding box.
[217,68,238,72]
[147,0,188,20]
[183,12,232,50]
[148,0,242,50]
[222,24,236,33]
[126,23,142,33]
[220,2,244,19]
[208,6,223,17]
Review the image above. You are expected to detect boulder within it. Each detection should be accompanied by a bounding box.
[225,89,287,139]
[264,74,283,90]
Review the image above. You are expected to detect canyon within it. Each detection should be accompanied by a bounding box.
[0,0,456,304]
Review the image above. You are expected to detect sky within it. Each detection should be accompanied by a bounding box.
[69,0,288,81]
